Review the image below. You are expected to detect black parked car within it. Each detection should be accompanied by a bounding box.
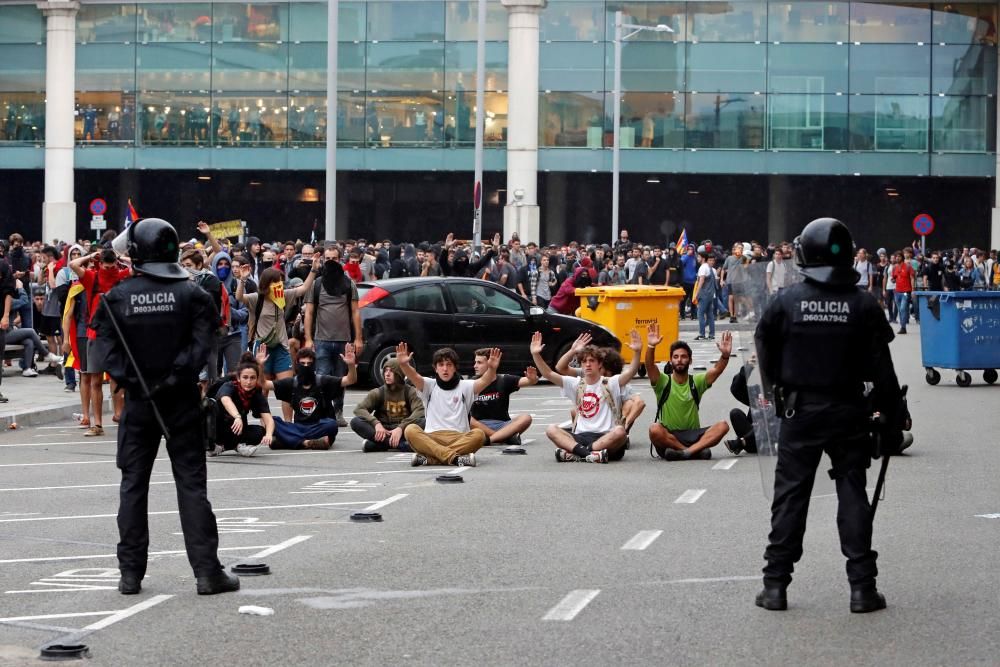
[355,277,620,385]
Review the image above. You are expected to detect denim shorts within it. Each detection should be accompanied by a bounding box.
[262,344,292,375]
[478,419,510,431]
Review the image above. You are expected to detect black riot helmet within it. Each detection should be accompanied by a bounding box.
[126,218,187,280]
[793,217,860,287]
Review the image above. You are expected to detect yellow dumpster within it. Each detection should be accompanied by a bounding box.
[573,285,685,372]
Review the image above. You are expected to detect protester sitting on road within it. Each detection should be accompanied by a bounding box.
[212,353,274,458]
[352,360,426,452]
[396,342,500,467]
[531,329,642,463]
[257,345,355,450]
[646,323,732,461]
[470,349,538,446]
[554,333,646,439]
[725,360,759,456]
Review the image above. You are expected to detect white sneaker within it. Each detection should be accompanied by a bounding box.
[21,368,38,378]
[207,445,224,457]
[236,443,260,458]
[44,352,63,365]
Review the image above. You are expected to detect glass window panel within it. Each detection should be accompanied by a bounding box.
[539,91,604,147]
[333,90,365,145]
[767,2,849,43]
[615,92,685,147]
[367,43,444,90]
[445,42,508,91]
[0,45,45,91]
[931,3,997,44]
[446,1,509,41]
[212,43,289,92]
[213,4,288,42]
[686,92,765,148]
[77,44,136,92]
[540,43,603,91]
[932,44,997,95]
[607,42,685,92]
[605,3,686,42]
[687,43,766,92]
[137,4,212,42]
[849,2,930,43]
[0,6,45,44]
[768,43,848,93]
[450,91,508,145]
[138,91,214,145]
[540,2,604,41]
[688,1,766,42]
[289,43,366,91]
[212,93,287,146]
[849,44,929,94]
[138,43,211,91]
[768,93,849,149]
[932,94,995,151]
[287,93,328,145]
[366,91,445,146]
[0,93,45,142]
[78,4,137,43]
[367,2,444,41]
[74,92,135,144]
[288,2,367,42]
[848,95,929,151]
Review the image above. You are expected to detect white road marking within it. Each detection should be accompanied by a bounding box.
[0,499,379,525]
[975,513,1000,519]
[0,467,458,493]
[363,494,408,511]
[621,530,663,551]
[674,489,706,504]
[0,449,357,468]
[542,589,601,621]
[0,440,116,447]
[82,594,172,631]
[0,544,305,568]
[712,459,739,470]
[0,610,118,623]
[244,535,313,560]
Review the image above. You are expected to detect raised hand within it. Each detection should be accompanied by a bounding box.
[571,332,592,354]
[717,330,733,357]
[529,331,545,355]
[492,232,501,247]
[395,341,412,366]
[525,366,539,384]
[197,221,210,235]
[488,347,502,370]
[341,342,356,366]
[628,328,643,351]
[255,345,268,366]
[646,321,663,348]
[445,232,455,248]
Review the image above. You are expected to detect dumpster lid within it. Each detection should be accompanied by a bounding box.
[574,285,685,297]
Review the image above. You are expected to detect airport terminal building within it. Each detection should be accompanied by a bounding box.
[1,0,998,249]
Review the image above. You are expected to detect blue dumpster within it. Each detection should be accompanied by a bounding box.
[915,291,1000,387]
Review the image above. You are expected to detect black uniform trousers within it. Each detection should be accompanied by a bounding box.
[117,388,223,578]
[764,431,877,589]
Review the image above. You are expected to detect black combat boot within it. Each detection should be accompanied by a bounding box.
[755,585,787,611]
[196,570,240,595]
[850,586,886,613]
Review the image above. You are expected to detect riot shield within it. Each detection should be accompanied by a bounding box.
[726,256,804,499]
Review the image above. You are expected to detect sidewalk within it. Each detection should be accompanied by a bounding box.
[0,365,106,428]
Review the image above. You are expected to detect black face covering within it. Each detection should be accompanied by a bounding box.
[322,260,346,296]
[261,260,274,270]
[297,365,316,386]
[435,374,460,390]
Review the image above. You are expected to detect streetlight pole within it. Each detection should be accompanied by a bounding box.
[611,11,673,247]
[472,0,486,254]
[325,0,339,242]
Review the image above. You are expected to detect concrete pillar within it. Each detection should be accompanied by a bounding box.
[993,44,1000,250]
[767,175,790,244]
[38,1,80,244]
[501,0,545,243]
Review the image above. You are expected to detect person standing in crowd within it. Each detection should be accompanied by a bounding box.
[351,360,425,453]
[854,248,874,293]
[530,253,556,308]
[755,217,908,614]
[694,252,719,341]
[89,217,239,596]
[303,246,362,427]
[922,251,945,292]
[680,244,698,319]
[210,250,248,376]
[890,250,916,334]
[765,246,788,297]
[883,252,898,323]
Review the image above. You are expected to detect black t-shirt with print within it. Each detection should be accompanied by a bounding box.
[217,382,270,425]
[471,374,521,421]
[272,375,341,424]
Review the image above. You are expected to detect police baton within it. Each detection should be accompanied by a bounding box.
[99,297,172,441]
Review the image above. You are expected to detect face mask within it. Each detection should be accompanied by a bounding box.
[297,364,316,386]
[268,281,286,309]
[261,260,274,270]
[185,266,198,277]
[217,266,231,281]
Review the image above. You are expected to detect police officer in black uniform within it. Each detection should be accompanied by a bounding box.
[90,218,239,596]
[754,218,907,613]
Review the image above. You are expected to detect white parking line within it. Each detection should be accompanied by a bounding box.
[0,610,116,623]
[82,594,172,631]
[712,459,739,470]
[0,450,358,468]
[0,440,116,447]
[674,489,706,504]
[621,530,663,551]
[0,544,281,566]
[244,535,313,560]
[542,589,601,621]
[363,494,408,511]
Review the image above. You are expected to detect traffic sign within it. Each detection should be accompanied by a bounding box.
[90,215,106,231]
[912,213,935,236]
[89,198,107,216]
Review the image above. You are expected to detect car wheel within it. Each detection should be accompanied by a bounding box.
[370,346,398,386]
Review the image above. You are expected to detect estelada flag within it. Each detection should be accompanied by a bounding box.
[124,199,140,228]
[676,227,688,250]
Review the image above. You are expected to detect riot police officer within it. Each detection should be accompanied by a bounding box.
[754,218,907,613]
[91,218,239,596]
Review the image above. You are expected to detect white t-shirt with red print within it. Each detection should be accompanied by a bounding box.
[560,374,623,435]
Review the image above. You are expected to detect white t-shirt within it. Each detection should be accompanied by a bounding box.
[854,260,872,287]
[419,378,476,433]
[766,260,787,293]
[560,374,623,435]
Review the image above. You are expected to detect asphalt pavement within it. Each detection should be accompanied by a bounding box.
[0,320,997,666]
